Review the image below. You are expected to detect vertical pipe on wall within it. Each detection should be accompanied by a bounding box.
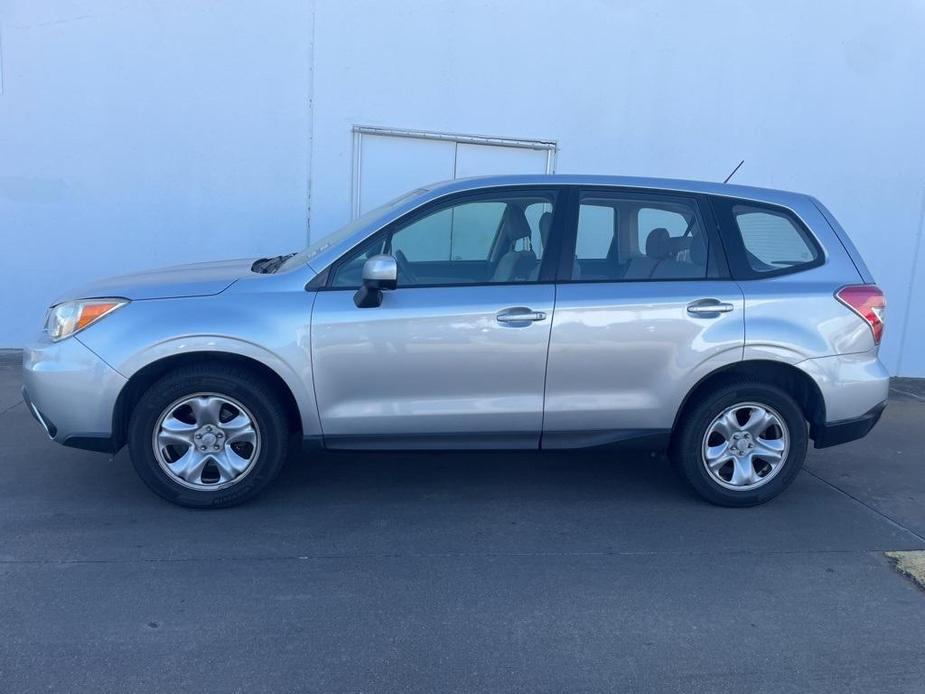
[350,129,363,220]
[305,0,316,242]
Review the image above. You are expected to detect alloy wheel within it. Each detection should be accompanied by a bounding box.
[701,401,790,491]
[152,393,261,491]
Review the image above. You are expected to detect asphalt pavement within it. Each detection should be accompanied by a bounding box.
[2,349,925,693]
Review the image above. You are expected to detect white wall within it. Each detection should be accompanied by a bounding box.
[0,0,313,343]
[3,0,924,374]
[309,0,925,374]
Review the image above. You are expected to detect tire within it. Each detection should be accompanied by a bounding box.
[670,381,808,507]
[127,365,290,508]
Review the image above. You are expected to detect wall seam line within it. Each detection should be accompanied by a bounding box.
[896,184,925,376]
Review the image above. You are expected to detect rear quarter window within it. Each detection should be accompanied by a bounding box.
[734,205,818,272]
[713,198,823,279]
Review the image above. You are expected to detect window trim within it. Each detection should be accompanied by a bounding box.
[322,185,568,290]
[556,186,730,283]
[710,196,825,280]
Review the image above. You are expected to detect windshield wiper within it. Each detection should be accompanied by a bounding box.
[251,253,296,274]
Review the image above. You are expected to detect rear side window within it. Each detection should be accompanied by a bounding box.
[568,191,716,281]
[636,207,688,250]
[732,205,819,273]
[576,204,616,259]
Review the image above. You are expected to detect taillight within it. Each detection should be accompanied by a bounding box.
[836,284,885,344]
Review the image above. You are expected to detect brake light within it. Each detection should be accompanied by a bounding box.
[836,284,885,344]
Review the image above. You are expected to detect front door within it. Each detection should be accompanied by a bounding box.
[310,188,563,448]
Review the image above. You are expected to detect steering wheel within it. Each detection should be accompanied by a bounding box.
[394,250,417,285]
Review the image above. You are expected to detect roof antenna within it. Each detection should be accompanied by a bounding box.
[723,159,745,184]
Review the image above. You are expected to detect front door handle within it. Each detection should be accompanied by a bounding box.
[496,308,547,324]
[687,299,734,316]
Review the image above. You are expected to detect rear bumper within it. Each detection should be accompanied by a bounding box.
[796,348,890,418]
[812,401,886,449]
[21,335,126,453]
[795,348,889,449]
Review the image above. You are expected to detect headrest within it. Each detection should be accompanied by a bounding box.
[645,228,671,259]
[538,211,553,247]
[499,205,532,244]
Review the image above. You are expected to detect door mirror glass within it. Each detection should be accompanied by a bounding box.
[354,254,397,308]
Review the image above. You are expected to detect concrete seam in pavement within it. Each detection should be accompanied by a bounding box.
[803,467,925,545]
[1,547,924,566]
[0,401,23,417]
[890,386,925,402]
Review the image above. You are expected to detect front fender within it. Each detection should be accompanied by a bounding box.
[78,291,322,437]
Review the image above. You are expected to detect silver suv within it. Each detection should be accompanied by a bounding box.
[22,175,888,508]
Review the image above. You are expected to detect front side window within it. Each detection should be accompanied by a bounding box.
[330,191,555,288]
[524,201,554,255]
[733,205,819,272]
[389,202,507,262]
[570,192,709,281]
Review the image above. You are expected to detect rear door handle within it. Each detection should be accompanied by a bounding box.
[687,299,734,316]
[496,308,547,324]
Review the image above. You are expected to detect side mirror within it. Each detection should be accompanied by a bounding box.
[354,254,397,308]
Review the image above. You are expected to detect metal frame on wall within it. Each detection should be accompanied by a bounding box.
[350,125,558,219]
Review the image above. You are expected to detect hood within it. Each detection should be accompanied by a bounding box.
[55,258,256,303]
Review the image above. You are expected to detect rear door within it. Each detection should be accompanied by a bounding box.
[542,187,745,447]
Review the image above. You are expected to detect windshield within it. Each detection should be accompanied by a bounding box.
[277,189,426,273]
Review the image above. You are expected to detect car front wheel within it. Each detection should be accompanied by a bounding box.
[127,365,290,508]
[671,382,808,507]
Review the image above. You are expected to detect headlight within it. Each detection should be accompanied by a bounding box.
[44,298,128,341]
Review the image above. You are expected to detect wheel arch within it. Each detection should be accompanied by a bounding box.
[111,351,304,451]
[671,360,827,448]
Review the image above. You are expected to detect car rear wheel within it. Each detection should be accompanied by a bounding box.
[128,365,290,508]
[671,382,807,506]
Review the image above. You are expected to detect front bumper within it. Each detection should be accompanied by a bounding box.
[21,335,127,453]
